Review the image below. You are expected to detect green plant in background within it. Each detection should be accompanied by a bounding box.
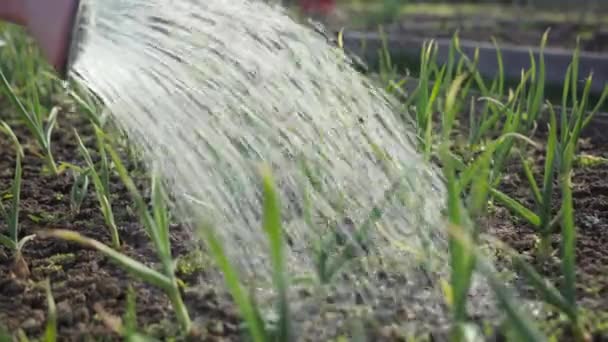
[489,105,559,258]
[74,127,121,249]
[0,122,35,279]
[69,169,90,215]
[41,145,192,334]
[490,71,608,258]
[0,68,59,175]
[0,24,57,99]
[43,279,58,342]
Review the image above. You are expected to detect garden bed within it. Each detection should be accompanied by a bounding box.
[0,110,241,340]
[1,96,608,340]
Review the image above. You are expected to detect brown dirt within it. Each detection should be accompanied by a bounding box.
[0,109,241,341]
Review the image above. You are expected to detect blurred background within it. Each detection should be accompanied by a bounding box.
[274,0,608,53]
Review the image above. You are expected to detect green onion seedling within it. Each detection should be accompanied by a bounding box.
[198,166,296,342]
[74,127,120,249]
[0,122,35,278]
[41,145,192,334]
[0,68,59,175]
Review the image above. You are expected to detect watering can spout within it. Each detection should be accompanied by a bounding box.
[0,0,80,78]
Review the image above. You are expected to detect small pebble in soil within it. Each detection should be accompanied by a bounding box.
[97,279,120,298]
[74,307,90,323]
[57,300,74,325]
[21,309,45,334]
[1,278,25,295]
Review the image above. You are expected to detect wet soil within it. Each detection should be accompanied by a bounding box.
[0,108,241,341]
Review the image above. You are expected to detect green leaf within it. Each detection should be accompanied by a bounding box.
[40,230,173,292]
[151,174,171,262]
[43,280,57,342]
[511,253,576,320]
[520,155,541,206]
[0,235,16,250]
[16,234,36,252]
[448,230,547,342]
[561,141,576,307]
[539,105,558,232]
[9,143,22,243]
[74,130,120,249]
[490,188,541,227]
[259,165,290,342]
[198,224,267,342]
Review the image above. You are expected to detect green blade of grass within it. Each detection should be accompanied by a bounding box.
[9,141,22,244]
[569,75,592,138]
[520,155,542,206]
[259,165,290,342]
[198,224,267,342]
[491,37,505,97]
[106,145,164,260]
[490,188,541,227]
[561,64,572,144]
[93,126,111,198]
[43,280,57,342]
[16,234,36,252]
[151,174,171,262]
[0,235,16,250]
[443,73,469,142]
[440,144,475,323]
[74,130,120,249]
[560,141,576,307]
[511,253,576,320]
[538,104,558,233]
[39,229,173,292]
[570,39,580,110]
[582,85,608,129]
[449,228,546,342]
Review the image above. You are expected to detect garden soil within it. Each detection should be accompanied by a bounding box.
[0,109,241,341]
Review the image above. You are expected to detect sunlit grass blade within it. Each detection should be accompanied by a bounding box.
[40,229,172,291]
[259,165,290,341]
[439,143,475,328]
[151,175,171,260]
[491,37,504,97]
[449,228,546,342]
[520,155,542,206]
[442,73,469,142]
[489,188,541,227]
[106,145,163,258]
[105,145,190,332]
[198,224,267,342]
[43,280,57,342]
[582,85,608,130]
[539,105,558,232]
[561,64,572,144]
[7,129,23,243]
[69,170,90,214]
[560,141,576,307]
[74,129,120,249]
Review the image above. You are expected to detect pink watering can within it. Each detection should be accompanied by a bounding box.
[0,0,80,77]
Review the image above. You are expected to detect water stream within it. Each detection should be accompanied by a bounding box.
[66,0,493,335]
